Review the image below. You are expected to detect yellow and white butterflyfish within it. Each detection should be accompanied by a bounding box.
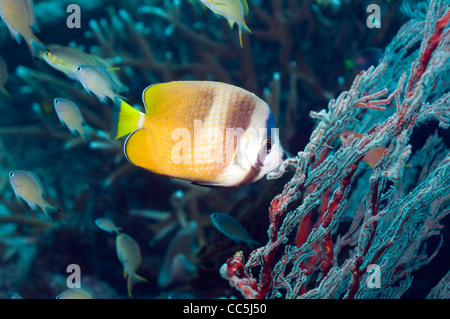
[111,81,285,187]
[0,0,49,59]
[199,0,252,47]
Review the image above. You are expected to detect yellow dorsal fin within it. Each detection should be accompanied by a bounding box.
[143,82,204,117]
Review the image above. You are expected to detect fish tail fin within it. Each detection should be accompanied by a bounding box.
[116,94,129,102]
[243,22,252,34]
[111,98,145,139]
[42,204,60,222]
[80,130,92,143]
[80,123,93,142]
[127,272,148,298]
[239,23,252,48]
[239,28,243,48]
[27,35,50,60]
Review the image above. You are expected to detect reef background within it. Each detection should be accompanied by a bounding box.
[0,0,448,299]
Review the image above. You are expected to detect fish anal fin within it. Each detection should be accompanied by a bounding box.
[124,129,154,170]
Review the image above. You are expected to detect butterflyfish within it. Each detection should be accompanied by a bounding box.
[75,64,125,104]
[95,217,122,234]
[111,81,285,187]
[340,132,386,168]
[116,233,148,297]
[0,56,10,97]
[42,45,128,92]
[9,170,60,221]
[199,0,252,47]
[54,98,91,142]
[210,212,259,248]
[0,0,49,59]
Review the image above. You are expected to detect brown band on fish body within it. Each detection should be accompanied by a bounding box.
[223,90,257,163]
[226,90,257,132]
[193,84,217,122]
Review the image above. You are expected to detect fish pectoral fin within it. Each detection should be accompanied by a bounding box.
[124,129,154,170]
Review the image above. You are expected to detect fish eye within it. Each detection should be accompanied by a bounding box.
[9,171,14,177]
[76,66,82,71]
[262,138,272,152]
[55,99,60,104]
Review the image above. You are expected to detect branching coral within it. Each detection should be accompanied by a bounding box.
[220,0,450,299]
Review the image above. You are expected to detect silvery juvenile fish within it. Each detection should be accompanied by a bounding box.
[116,233,148,297]
[199,0,251,47]
[95,217,121,234]
[112,81,285,187]
[75,64,125,104]
[54,98,91,142]
[210,212,259,248]
[56,288,93,299]
[9,170,59,221]
[0,0,49,59]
